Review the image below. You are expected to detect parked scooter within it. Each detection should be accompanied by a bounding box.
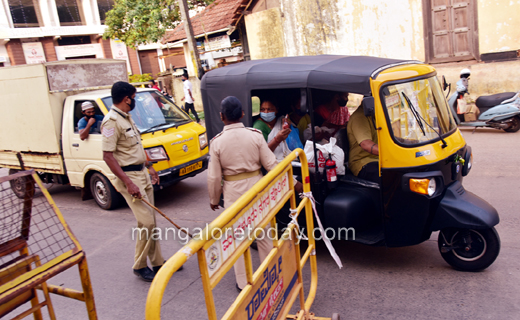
[445,69,520,132]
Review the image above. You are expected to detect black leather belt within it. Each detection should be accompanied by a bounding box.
[121,164,144,172]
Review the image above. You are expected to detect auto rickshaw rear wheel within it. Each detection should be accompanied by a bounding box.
[438,227,500,271]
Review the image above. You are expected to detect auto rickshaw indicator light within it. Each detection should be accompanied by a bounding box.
[409,178,436,196]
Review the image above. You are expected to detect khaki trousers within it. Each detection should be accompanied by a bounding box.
[114,169,164,270]
[234,232,273,289]
[223,176,274,289]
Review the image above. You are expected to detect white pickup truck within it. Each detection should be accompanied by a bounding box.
[0,59,209,209]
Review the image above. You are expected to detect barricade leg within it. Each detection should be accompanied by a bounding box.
[78,257,97,320]
[28,288,43,320]
[39,282,56,320]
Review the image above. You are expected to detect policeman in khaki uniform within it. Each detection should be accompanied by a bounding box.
[102,81,167,282]
[207,96,278,291]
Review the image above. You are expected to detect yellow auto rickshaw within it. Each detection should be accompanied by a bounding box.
[201,55,500,271]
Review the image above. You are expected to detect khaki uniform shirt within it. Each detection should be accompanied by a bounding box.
[207,123,277,207]
[347,107,379,176]
[101,106,147,167]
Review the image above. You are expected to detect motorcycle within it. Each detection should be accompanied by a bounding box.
[444,75,520,132]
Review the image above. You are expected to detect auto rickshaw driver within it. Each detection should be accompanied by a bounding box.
[347,106,379,183]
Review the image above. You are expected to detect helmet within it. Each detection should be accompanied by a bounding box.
[460,68,471,77]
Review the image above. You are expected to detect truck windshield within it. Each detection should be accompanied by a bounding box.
[382,76,457,145]
[102,91,191,132]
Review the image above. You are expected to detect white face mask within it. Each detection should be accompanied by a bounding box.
[260,112,276,122]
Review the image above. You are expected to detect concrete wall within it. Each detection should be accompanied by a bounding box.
[246,0,425,60]
[478,0,520,54]
[242,0,519,100]
[244,8,286,60]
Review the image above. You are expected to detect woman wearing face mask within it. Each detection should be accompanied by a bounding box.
[253,99,291,162]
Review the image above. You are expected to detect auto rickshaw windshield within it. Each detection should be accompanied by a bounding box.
[382,76,457,145]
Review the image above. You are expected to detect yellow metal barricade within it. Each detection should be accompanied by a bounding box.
[146,149,338,320]
[0,170,97,320]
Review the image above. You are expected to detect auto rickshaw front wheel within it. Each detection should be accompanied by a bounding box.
[438,227,500,271]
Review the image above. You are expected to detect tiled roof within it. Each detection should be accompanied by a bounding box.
[162,0,247,44]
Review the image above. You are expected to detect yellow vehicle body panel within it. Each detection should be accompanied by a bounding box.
[140,121,208,172]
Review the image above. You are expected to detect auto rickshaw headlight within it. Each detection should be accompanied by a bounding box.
[409,178,436,196]
[462,150,472,176]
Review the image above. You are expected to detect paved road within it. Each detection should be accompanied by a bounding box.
[8,127,520,319]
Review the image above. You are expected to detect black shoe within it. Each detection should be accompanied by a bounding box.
[153,263,183,274]
[133,267,155,282]
[251,240,258,251]
[236,283,242,293]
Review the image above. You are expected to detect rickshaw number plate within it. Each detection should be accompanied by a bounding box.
[180,161,202,176]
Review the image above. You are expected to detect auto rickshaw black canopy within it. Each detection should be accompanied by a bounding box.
[201,55,421,140]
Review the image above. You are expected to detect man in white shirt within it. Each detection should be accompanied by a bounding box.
[181,73,200,123]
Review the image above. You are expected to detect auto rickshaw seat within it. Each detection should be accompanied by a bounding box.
[335,128,349,168]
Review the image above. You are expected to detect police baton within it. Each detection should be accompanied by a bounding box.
[139,198,193,238]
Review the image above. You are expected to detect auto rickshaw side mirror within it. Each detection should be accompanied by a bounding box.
[363,96,375,117]
[442,75,449,91]
[300,88,308,113]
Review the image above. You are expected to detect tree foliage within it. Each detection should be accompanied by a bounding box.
[103,0,212,48]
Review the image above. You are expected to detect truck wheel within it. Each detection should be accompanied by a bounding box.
[8,169,33,199]
[504,116,520,132]
[90,172,123,210]
[438,227,500,271]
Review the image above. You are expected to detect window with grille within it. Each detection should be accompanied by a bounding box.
[56,0,85,26]
[98,0,114,24]
[8,0,41,28]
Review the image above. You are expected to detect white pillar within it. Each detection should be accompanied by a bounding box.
[0,0,11,28]
[81,0,99,26]
[41,0,60,27]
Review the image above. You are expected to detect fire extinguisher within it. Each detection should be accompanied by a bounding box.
[325,154,338,189]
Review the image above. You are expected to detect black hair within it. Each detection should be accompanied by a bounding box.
[151,79,156,84]
[221,96,243,121]
[111,81,136,104]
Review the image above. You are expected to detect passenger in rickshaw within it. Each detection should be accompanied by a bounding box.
[303,90,350,142]
[347,106,379,183]
[253,99,292,162]
[287,94,311,142]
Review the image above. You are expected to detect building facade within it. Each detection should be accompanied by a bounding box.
[0,0,183,78]
[237,0,520,96]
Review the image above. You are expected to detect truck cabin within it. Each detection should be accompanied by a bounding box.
[73,100,104,134]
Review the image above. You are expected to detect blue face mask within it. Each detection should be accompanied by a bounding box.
[260,112,276,122]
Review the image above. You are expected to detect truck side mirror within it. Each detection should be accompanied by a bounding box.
[442,76,449,91]
[300,88,308,113]
[363,96,375,117]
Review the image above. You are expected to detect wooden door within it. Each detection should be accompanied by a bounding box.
[424,0,478,63]
[139,50,160,77]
